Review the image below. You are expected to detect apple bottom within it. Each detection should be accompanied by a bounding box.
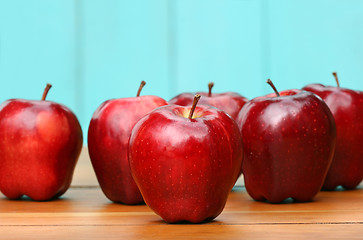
[88,143,144,204]
[321,129,363,190]
[323,176,363,191]
[146,189,228,224]
[0,135,81,201]
[0,186,70,202]
[242,151,332,204]
[244,179,325,204]
[131,148,237,223]
[322,150,363,190]
[147,195,225,223]
[0,168,75,201]
[96,171,144,205]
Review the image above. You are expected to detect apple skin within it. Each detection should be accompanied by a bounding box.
[128,104,243,223]
[88,96,168,204]
[169,92,248,120]
[0,99,83,201]
[303,84,363,190]
[236,90,336,203]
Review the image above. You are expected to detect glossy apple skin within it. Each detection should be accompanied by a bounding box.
[169,92,248,120]
[129,104,243,223]
[303,84,363,190]
[236,90,336,203]
[0,99,83,201]
[88,96,168,204]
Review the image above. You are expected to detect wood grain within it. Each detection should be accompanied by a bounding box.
[0,185,362,239]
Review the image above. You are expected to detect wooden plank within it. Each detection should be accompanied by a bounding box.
[0,185,362,239]
[0,186,362,225]
[0,224,362,240]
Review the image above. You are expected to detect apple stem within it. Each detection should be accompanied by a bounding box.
[41,83,52,101]
[136,81,146,97]
[332,72,340,88]
[208,82,214,97]
[266,79,280,97]
[188,94,201,119]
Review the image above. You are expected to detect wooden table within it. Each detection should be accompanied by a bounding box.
[0,149,362,239]
[0,184,362,239]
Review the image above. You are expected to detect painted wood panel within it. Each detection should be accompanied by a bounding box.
[170,0,264,100]
[267,0,363,91]
[78,0,170,131]
[0,0,362,141]
[0,0,78,111]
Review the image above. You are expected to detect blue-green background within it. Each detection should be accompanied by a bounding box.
[1,0,362,144]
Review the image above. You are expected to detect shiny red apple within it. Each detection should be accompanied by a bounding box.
[169,82,248,120]
[0,84,83,201]
[303,72,363,190]
[236,80,336,203]
[88,81,168,204]
[129,95,243,223]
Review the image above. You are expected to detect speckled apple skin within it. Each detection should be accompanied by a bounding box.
[88,96,168,204]
[129,104,243,223]
[0,99,83,201]
[169,92,248,120]
[236,90,336,203]
[303,84,363,190]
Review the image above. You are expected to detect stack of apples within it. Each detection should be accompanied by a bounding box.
[0,74,361,224]
[87,77,363,222]
[88,82,246,223]
[236,75,363,203]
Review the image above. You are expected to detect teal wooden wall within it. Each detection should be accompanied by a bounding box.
[1,0,362,144]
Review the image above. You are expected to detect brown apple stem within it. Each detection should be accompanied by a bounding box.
[188,94,201,119]
[41,83,52,101]
[208,82,214,97]
[266,79,280,97]
[136,81,146,97]
[332,72,340,88]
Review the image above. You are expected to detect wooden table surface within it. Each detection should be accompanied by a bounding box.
[0,148,362,239]
[0,184,362,240]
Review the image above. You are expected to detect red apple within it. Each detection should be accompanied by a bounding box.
[129,95,243,223]
[0,84,83,201]
[303,72,363,190]
[236,80,336,203]
[88,81,168,204]
[169,82,248,120]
